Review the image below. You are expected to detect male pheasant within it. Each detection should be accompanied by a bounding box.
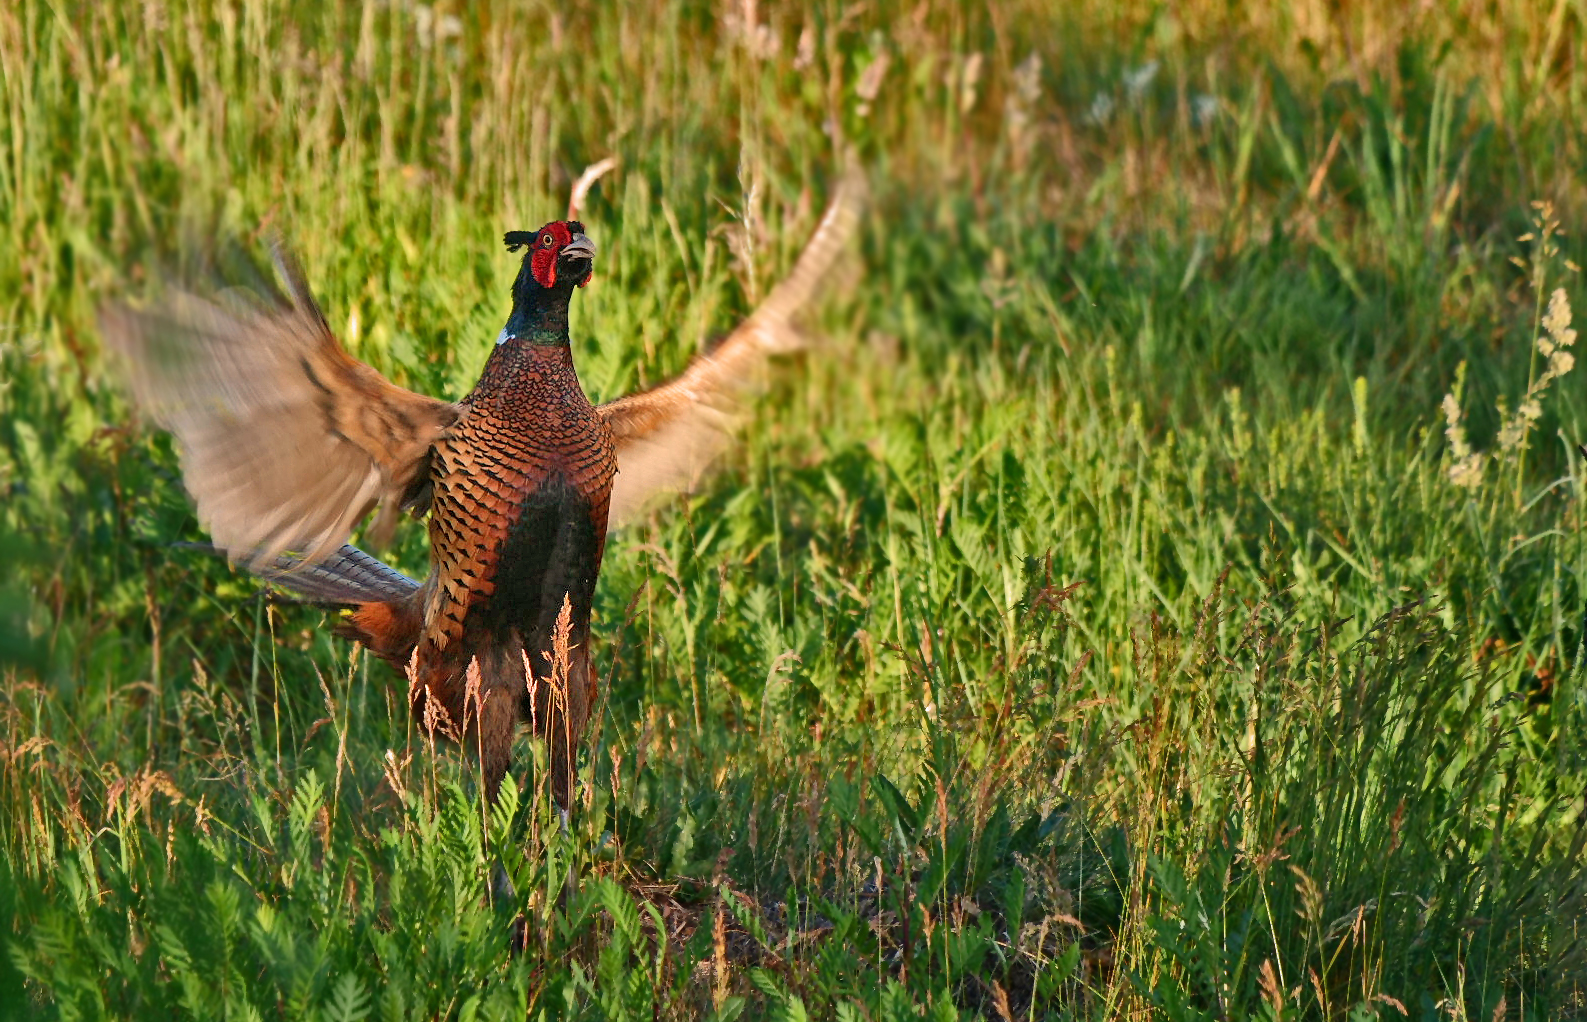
[103,174,863,808]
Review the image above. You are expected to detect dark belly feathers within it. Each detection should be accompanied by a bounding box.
[480,475,602,655]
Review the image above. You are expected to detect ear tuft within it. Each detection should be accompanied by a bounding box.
[503,231,536,253]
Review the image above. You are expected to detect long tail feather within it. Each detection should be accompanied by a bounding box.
[253,544,420,604]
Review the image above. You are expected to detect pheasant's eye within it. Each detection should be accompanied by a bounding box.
[542,232,556,247]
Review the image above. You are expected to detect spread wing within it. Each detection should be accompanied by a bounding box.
[597,166,866,526]
[101,241,460,568]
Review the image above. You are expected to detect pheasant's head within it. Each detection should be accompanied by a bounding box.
[504,221,596,290]
[499,221,597,345]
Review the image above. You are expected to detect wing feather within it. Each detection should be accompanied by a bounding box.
[101,241,460,567]
[598,166,866,525]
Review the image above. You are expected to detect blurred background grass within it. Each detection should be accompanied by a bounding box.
[3,0,1587,1018]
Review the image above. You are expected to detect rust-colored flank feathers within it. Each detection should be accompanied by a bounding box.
[101,169,864,806]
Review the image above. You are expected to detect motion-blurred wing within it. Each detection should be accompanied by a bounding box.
[598,167,866,526]
[101,241,460,567]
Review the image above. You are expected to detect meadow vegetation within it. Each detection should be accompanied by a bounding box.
[2,0,1587,1017]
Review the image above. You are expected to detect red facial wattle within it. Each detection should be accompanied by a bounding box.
[529,222,574,289]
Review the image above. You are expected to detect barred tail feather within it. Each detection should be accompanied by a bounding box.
[253,544,421,604]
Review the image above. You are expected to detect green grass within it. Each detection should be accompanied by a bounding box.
[3,0,1587,1017]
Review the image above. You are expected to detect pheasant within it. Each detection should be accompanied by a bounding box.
[102,172,864,808]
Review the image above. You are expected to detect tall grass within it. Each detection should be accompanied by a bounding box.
[2,0,1586,1017]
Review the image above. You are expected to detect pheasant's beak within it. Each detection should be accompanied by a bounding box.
[560,232,595,287]
[561,233,596,265]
